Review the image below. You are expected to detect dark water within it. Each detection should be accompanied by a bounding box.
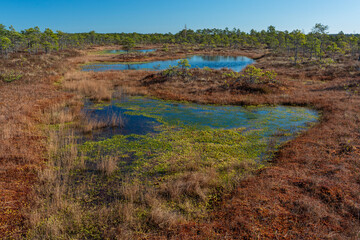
[82,55,254,72]
[104,49,156,54]
[83,96,318,141]
[82,102,160,141]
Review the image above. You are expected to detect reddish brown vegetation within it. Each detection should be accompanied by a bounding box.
[142,68,282,96]
[0,51,78,238]
[1,45,360,239]
[154,57,360,239]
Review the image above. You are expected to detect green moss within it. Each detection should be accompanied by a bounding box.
[79,124,264,200]
[73,97,318,222]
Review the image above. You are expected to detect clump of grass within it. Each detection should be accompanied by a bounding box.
[159,169,219,201]
[149,202,183,229]
[97,156,118,176]
[64,78,113,101]
[80,111,124,133]
[63,70,117,101]
[0,70,22,82]
[45,104,79,125]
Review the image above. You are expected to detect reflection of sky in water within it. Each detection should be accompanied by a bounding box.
[82,102,160,141]
[84,96,318,141]
[82,55,254,72]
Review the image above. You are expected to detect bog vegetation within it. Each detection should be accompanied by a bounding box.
[1,21,360,239]
[0,23,359,63]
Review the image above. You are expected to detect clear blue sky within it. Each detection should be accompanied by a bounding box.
[1,0,360,34]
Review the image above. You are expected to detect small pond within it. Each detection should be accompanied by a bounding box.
[82,55,254,72]
[58,96,319,230]
[76,96,318,208]
[84,96,318,143]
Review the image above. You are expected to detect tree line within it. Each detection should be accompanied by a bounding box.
[1,23,359,63]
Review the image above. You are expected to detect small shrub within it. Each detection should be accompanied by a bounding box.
[243,65,264,83]
[162,65,179,77]
[162,59,192,79]
[203,66,212,73]
[322,58,335,66]
[263,70,277,83]
[0,70,22,82]
[222,71,241,79]
[162,44,169,52]
[242,66,278,84]
[177,59,191,70]
[177,59,192,79]
[152,64,161,70]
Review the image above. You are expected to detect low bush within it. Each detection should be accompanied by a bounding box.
[0,70,22,82]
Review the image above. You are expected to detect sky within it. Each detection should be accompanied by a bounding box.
[1,0,360,34]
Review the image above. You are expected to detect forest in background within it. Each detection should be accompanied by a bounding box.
[0,23,359,63]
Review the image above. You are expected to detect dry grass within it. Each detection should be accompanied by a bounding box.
[25,111,96,238]
[97,156,118,176]
[64,74,112,101]
[149,204,183,229]
[160,170,218,202]
[80,111,124,133]
[62,69,152,101]
[44,103,80,125]
[0,51,80,238]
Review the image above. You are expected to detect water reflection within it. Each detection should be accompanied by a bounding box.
[82,55,254,72]
[83,96,318,142]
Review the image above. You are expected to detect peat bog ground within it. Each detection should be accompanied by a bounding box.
[1,44,360,239]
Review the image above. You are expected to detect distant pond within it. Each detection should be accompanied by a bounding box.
[82,55,254,72]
